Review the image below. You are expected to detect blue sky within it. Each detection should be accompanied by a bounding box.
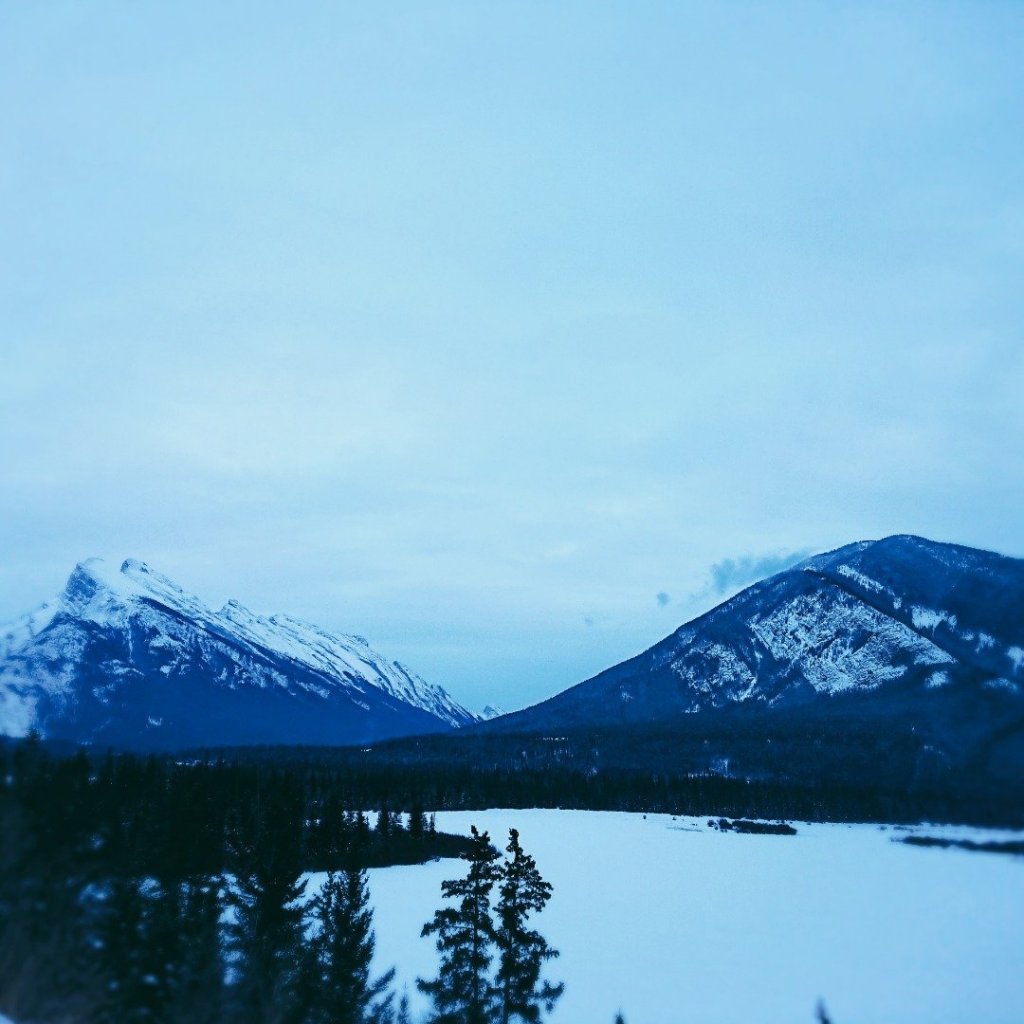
[2,2,1022,711]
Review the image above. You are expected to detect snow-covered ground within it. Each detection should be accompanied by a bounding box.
[347,810,1024,1024]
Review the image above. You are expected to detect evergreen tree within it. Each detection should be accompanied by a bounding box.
[394,992,413,1024]
[7,742,97,1020]
[167,876,225,1024]
[409,806,428,840]
[494,829,563,1024]
[313,793,350,865]
[355,811,372,848]
[226,785,308,1024]
[302,868,395,1024]
[90,876,162,1024]
[418,826,501,1024]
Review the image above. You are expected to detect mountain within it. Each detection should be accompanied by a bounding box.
[0,558,478,749]
[491,535,1024,732]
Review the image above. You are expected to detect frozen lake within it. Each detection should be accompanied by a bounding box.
[351,810,1024,1024]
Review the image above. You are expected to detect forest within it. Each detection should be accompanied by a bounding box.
[204,707,1024,829]
[0,737,575,1024]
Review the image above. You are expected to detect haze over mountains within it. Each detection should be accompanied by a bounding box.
[0,558,477,749]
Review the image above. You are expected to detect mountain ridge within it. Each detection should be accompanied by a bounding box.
[0,557,478,749]
[488,534,1024,732]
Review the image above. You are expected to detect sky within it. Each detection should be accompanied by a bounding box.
[2,2,1022,712]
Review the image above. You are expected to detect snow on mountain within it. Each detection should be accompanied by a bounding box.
[0,558,478,749]
[479,704,507,720]
[494,535,1024,731]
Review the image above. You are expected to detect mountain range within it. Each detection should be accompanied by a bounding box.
[2,536,1022,768]
[0,558,477,749]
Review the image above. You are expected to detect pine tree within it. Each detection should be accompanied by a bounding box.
[90,875,155,1024]
[225,785,308,1024]
[167,876,225,1024]
[94,834,224,1024]
[394,992,413,1024]
[409,806,428,840]
[418,826,501,1024]
[7,742,97,1020]
[494,829,563,1024]
[302,868,395,1024]
[355,811,372,849]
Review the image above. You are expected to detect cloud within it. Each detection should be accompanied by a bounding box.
[707,550,813,596]
[655,591,671,607]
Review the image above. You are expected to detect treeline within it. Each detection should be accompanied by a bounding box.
[210,734,1012,827]
[0,736,473,1023]
[297,687,1023,829]
[1,735,471,876]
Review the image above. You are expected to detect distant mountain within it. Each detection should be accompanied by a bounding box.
[0,558,478,749]
[492,535,1024,732]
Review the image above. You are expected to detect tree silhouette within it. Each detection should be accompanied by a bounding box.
[302,868,395,1024]
[418,826,502,1024]
[494,829,563,1024]
[225,784,307,1023]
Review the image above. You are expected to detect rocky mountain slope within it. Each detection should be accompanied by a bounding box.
[0,558,477,749]
[492,535,1024,732]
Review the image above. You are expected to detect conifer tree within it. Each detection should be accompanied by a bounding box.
[394,992,413,1024]
[302,868,395,1024]
[226,785,308,1024]
[409,806,428,840]
[167,876,225,1024]
[355,811,372,848]
[494,829,563,1024]
[90,875,151,1024]
[418,826,501,1024]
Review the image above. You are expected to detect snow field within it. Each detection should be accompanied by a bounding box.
[349,810,1024,1024]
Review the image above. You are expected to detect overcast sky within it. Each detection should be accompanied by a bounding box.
[2,2,1022,711]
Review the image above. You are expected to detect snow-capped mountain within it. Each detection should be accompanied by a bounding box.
[0,558,478,749]
[492,535,1024,731]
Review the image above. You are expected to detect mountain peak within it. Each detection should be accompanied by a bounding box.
[63,558,110,603]
[60,557,212,626]
[3,557,477,748]
[493,535,1024,733]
